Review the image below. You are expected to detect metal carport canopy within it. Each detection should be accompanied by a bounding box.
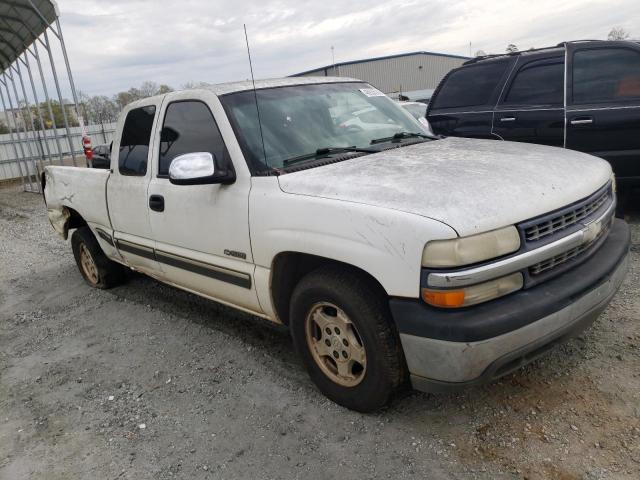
[0,0,57,72]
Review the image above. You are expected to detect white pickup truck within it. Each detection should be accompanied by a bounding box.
[43,77,630,412]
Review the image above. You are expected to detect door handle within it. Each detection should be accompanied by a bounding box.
[149,195,165,212]
[499,116,516,122]
[570,116,593,125]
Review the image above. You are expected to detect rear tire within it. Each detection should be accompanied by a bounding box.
[289,265,407,412]
[71,227,125,289]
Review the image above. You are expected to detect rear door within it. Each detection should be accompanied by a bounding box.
[107,100,162,276]
[492,55,565,147]
[146,90,260,313]
[566,43,640,182]
[427,58,512,139]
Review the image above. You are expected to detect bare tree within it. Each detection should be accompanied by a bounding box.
[506,44,519,53]
[608,27,630,41]
[112,81,175,110]
[182,81,212,90]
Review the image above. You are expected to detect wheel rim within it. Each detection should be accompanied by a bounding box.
[305,302,367,387]
[79,243,99,285]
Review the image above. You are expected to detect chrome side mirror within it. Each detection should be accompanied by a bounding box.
[168,152,235,186]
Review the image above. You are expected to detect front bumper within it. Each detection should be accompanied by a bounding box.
[391,219,630,393]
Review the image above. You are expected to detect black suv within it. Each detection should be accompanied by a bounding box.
[427,40,640,187]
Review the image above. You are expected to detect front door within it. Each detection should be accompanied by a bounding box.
[566,44,640,183]
[492,56,565,147]
[147,91,260,313]
[107,100,162,275]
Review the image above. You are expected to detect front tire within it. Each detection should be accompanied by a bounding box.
[290,266,407,412]
[71,227,125,289]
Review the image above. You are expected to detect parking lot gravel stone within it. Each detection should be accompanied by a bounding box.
[1,185,638,479]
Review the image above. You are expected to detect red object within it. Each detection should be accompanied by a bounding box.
[82,135,93,162]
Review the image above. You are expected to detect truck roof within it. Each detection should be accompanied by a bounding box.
[204,76,361,96]
[130,77,362,108]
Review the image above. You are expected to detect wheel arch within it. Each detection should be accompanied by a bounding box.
[49,205,89,240]
[270,251,389,326]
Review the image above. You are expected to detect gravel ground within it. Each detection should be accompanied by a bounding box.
[0,185,638,480]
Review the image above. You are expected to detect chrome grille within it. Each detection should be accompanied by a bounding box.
[529,222,610,275]
[524,189,610,242]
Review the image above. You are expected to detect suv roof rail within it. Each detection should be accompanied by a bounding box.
[557,39,604,46]
[463,45,563,65]
[463,39,623,65]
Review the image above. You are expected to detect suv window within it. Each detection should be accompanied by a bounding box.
[159,101,227,176]
[573,48,640,104]
[504,59,564,105]
[431,60,509,109]
[118,106,156,176]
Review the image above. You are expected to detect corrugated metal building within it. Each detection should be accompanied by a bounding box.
[292,51,469,95]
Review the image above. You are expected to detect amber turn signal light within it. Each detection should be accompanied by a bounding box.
[421,289,466,308]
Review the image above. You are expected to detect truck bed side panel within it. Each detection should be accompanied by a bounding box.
[43,166,111,238]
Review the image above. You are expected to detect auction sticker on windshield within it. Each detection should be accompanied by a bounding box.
[359,88,385,97]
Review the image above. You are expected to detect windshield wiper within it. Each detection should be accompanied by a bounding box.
[370,131,432,145]
[283,146,377,166]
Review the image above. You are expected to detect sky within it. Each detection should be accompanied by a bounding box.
[56,0,640,97]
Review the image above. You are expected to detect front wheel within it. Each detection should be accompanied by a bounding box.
[290,266,407,412]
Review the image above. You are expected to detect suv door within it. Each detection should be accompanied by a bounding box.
[566,43,640,183]
[427,58,512,139]
[147,91,261,313]
[107,100,162,276]
[493,55,565,147]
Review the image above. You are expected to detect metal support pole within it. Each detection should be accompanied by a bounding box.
[7,67,38,191]
[21,51,53,166]
[0,16,65,167]
[12,62,43,192]
[54,18,82,129]
[31,41,64,165]
[1,74,30,190]
[42,27,77,166]
[0,82,26,190]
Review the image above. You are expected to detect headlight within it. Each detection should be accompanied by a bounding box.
[422,226,521,268]
[610,173,616,194]
[422,272,523,308]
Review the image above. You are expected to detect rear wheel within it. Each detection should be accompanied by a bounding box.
[71,227,125,289]
[290,266,407,412]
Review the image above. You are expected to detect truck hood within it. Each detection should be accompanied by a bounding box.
[277,137,611,236]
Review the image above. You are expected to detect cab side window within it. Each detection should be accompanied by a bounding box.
[118,105,156,176]
[573,48,640,104]
[159,101,228,177]
[504,60,564,106]
[431,60,509,109]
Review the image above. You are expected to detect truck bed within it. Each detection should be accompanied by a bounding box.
[43,166,111,239]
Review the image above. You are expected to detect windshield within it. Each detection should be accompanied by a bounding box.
[401,103,428,120]
[220,82,427,172]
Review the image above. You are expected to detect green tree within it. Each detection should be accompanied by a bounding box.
[0,121,9,134]
[31,100,79,130]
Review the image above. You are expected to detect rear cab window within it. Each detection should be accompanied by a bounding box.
[430,59,511,110]
[118,105,156,176]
